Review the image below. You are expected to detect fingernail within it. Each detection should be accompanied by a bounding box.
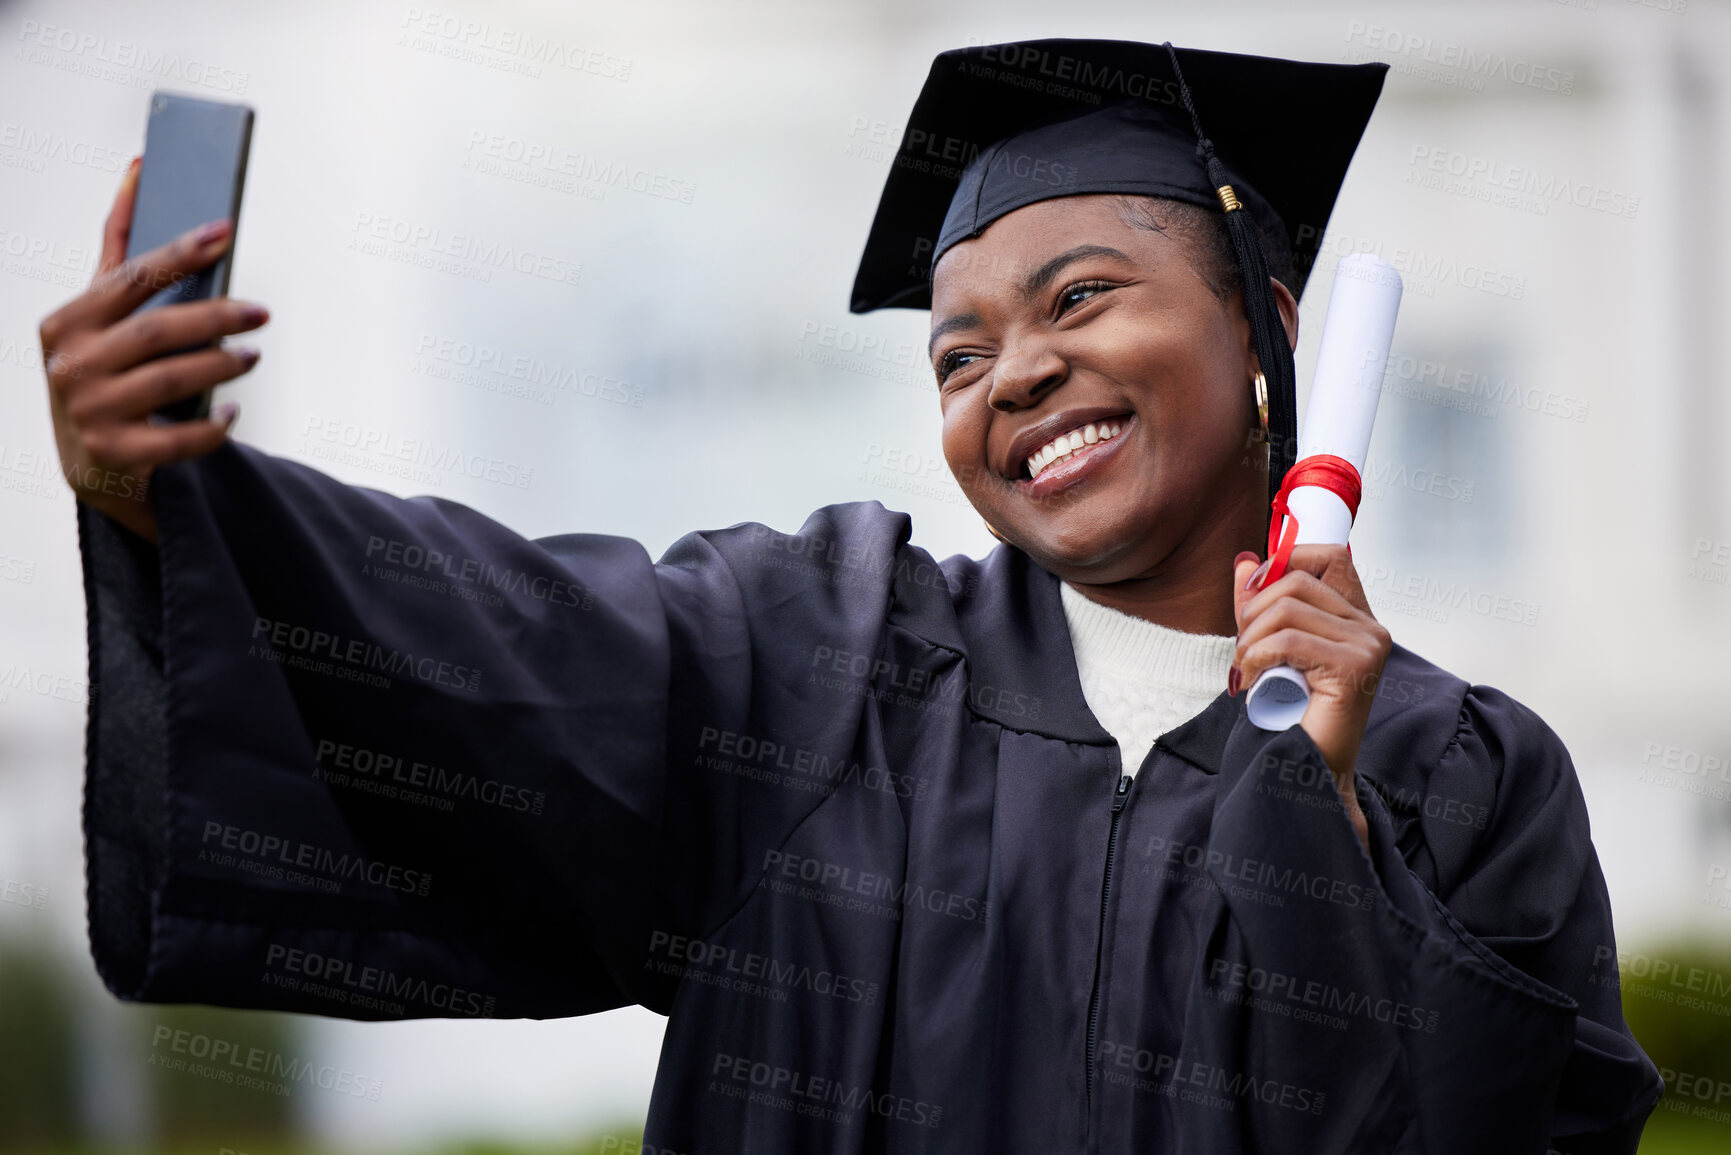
[231,344,261,366]
[1232,550,1259,572]
[195,218,231,245]
[238,302,269,325]
[128,155,141,171]
[213,401,239,427]
[1227,666,1242,697]
[1244,558,1272,591]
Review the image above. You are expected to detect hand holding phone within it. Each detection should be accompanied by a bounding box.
[37,93,266,544]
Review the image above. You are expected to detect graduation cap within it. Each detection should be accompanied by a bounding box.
[850,39,1388,506]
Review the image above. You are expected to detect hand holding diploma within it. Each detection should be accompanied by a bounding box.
[1240,254,1402,715]
[1231,543,1387,851]
[1225,254,1405,851]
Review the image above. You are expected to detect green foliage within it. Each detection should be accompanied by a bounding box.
[0,941,79,1149]
[1619,938,1731,1150]
[136,1002,299,1143]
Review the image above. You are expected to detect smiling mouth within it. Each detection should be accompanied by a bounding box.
[1023,419,1126,480]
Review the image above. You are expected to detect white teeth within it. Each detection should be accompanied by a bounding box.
[1025,418,1128,479]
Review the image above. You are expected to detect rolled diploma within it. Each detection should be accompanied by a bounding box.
[1245,254,1403,731]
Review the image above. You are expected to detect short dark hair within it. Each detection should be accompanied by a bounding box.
[1113,195,1297,305]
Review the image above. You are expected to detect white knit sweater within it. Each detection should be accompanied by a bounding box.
[1058,581,1237,778]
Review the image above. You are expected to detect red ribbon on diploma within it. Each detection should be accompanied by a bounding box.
[1262,454,1364,587]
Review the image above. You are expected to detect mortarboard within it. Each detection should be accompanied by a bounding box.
[850,39,1388,506]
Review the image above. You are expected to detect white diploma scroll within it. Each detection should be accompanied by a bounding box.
[1244,254,1404,731]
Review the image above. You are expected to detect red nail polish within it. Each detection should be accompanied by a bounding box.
[1244,558,1272,591]
[1227,666,1241,697]
[195,218,231,245]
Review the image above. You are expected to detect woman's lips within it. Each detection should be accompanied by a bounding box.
[1014,415,1135,500]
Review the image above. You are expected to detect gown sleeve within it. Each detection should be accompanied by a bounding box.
[1202,681,1663,1155]
[1410,685,1664,1154]
[77,441,909,1021]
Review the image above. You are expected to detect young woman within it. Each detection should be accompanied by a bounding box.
[42,38,1658,1155]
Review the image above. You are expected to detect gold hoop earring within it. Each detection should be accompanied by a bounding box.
[983,520,1008,544]
[1252,371,1269,441]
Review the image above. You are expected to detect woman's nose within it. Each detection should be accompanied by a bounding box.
[987,340,1067,411]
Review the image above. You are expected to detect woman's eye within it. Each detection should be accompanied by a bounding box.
[936,350,982,381]
[1057,280,1113,314]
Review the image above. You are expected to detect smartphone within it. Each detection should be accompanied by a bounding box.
[124,91,254,422]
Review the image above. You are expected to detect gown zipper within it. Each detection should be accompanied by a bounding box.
[1085,771,1134,1113]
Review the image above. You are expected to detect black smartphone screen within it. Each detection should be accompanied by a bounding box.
[124,91,254,421]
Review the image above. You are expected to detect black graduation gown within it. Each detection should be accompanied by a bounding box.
[78,441,1661,1154]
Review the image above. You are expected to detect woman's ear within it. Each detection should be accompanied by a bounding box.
[1271,277,1299,351]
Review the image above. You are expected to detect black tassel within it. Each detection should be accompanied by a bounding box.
[1163,43,1298,509]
